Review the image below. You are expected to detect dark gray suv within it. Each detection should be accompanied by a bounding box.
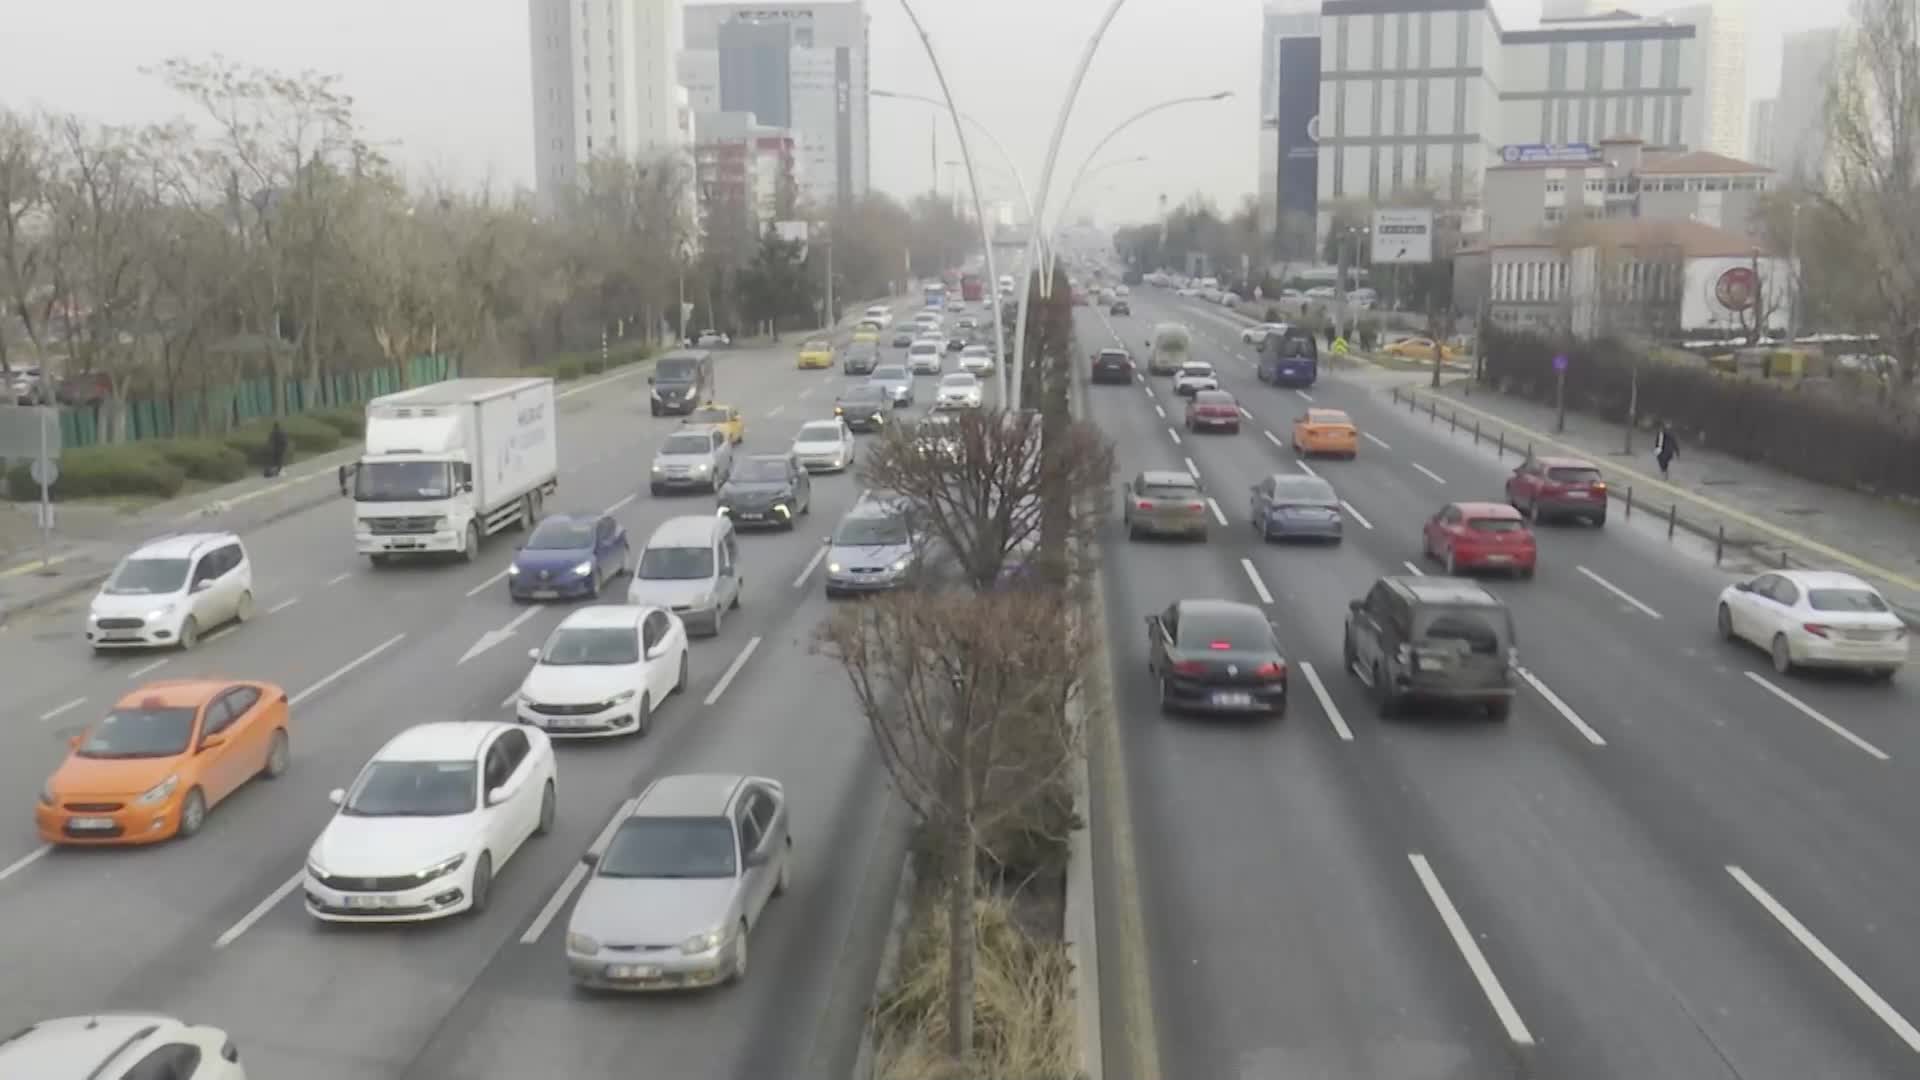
[1342,575,1516,719]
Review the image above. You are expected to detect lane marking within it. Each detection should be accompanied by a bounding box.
[1141,384,1153,398]
[1402,561,1426,576]
[1517,667,1607,746]
[214,871,303,948]
[604,492,637,514]
[793,545,829,589]
[1295,460,1320,479]
[1239,407,1254,419]
[0,552,75,579]
[1263,430,1285,450]
[290,633,407,706]
[1166,427,1182,445]
[1743,672,1889,761]
[1575,566,1663,619]
[38,697,87,722]
[1295,389,1314,402]
[1154,404,1165,419]
[1363,432,1392,450]
[767,404,786,417]
[1183,457,1200,479]
[0,845,52,884]
[1409,853,1536,1046]
[1340,500,1373,530]
[501,689,520,710]
[521,796,641,944]
[126,657,171,680]
[1411,463,1447,484]
[458,606,542,666]
[325,571,352,586]
[1298,661,1352,741]
[267,596,300,615]
[466,567,512,597]
[799,386,815,399]
[1205,498,1229,527]
[1239,558,1274,604]
[1727,865,1920,1054]
[703,635,763,706]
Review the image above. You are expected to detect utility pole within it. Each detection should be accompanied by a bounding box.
[824,234,836,331]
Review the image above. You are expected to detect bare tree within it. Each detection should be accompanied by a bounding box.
[816,587,1087,1064]
[0,108,55,378]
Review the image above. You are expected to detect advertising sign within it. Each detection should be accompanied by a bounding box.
[1714,266,1758,312]
[1499,143,1603,165]
[1370,208,1434,264]
[1275,36,1321,218]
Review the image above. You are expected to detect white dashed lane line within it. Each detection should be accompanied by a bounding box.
[1183,457,1200,478]
[1154,404,1165,419]
[1167,427,1182,446]
[325,571,353,586]
[1295,389,1314,402]
[1339,500,1373,530]
[1298,661,1353,741]
[1516,667,1606,746]
[38,697,86,722]
[1295,460,1321,480]
[1402,561,1426,576]
[792,545,828,589]
[1574,566,1662,619]
[1205,498,1229,526]
[1411,463,1447,484]
[703,636,763,707]
[1239,558,1274,604]
[1264,430,1285,450]
[1409,853,1536,1046]
[1363,432,1392,450]
[1743,672,1889,760]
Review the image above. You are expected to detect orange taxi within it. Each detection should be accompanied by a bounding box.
[36,679,290,845]
[1291,408,1360,458]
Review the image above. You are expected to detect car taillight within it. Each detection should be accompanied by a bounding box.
[1802,623,1832,638]
[1208,640,1233,650]
[1253,661,1285,679]
[1171,660,1206,675]
[1591,481,1608,492]
[1137,501,1154,511]
[1188,502,1206,512]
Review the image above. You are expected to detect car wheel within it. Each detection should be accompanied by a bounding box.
[261,729,290,779]
[1717,604,1735,641]
[369,553,390,567]
[535,780,556,836]
[177,787,208,839]
[1519,566,1535,580]
[619,547,631,577]
[1372,664,1397,718]
[235,589,255,623]
[674,651,689,693]
[461,523,480,563]
[1771,634,1794,675]
[1342,630,1357,673]
[586,567,601,599]
[1871,668,1897,683]
[635,693,653,736]
[1157,676,1175,715]
[468,853,493,915]
[774,838,793,897]
[177,616,200,651]
[1126,522,1142,541]
[1591,513,1607,529]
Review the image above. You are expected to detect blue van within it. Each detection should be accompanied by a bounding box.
[1256,326,1320,388]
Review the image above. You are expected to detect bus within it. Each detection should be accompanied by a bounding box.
[924,281,948,309]
[961,273,984,302]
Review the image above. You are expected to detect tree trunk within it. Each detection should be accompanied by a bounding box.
[944,720,978,1064]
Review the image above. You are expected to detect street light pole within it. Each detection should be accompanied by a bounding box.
[873,89,1034,225]
[894,0,1012,406]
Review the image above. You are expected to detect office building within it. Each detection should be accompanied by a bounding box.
[1773,27,1848,182]
[693,110,798,242]
[1662,0,1746,158]
[1479,136,1772,243]
[1259,1,1321,238]
[1749,98,1774,168]
[1539,0,1609,17]
[530,0,692,206]
[1499,10,1698,150]
[682,2,870,211]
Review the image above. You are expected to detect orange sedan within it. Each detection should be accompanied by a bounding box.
[1291,408,1360,458]
[37,679,290,845]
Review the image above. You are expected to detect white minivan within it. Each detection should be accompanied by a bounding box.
[627,515,743,637]
[86,532,254,651]
[863,304,893,329]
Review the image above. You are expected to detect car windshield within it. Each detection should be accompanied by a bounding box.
[597,817,738,879]
[796,423,842,443]
[910,343,938,354]
[354,459,453,502]
[1468,517,1526,533]
[732,459,790,483]
[1416,606,1508,654]
[660,433,712,455]
[342,761,478,817]
[873,367,907,381]
[1309,411,1351,425]
[1195,391,1234,405]
[963,347,988,356]
[1178,365,1213,378]
[540,626,639,665]
[1142,483,1199,500]
[1808,588,1890,613]
[835,515,910,545]
[638,546,714,580]
[525,518,595,550]
[803,340,829,351]
[1547,466,1603,484]
[1271,477,1336,502]
[1098,351,1129,361]
[656,358,699,382]
[1178,611,1270,651]
[103,557,190,595]
[942,375,976,387]
[689,407,730,424]
[77,706,198,759]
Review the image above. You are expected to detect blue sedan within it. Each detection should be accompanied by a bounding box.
[508,512,631,601]
[1251,473,1344,543]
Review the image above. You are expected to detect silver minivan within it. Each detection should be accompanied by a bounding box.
[626,516,742,636]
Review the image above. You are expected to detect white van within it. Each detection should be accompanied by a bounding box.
[626,515,742,637]
[907,339,943,374]
[863,304,894,329]
[86,532,254,651]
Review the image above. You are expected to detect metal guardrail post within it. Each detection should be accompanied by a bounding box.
[1668,504,1677,539]
[1715,524,1725,565]
[1496,431,1505,457]
[1624,486,1632,518]
[1449,410,1457,433]
[1473,420,1480,445]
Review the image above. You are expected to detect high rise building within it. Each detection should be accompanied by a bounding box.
[529,0,692,206]
[682,2,870,212]
[1662,0,1746,158]
[1773,27,1847,182]
[1749,98,1775,168]
[1257,1,1319,238]
[1539,0,1610,18]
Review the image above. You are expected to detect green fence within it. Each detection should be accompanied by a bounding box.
[58,355,452,448]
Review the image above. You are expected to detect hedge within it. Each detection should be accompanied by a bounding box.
[1479,327,1920,500]
[223,414,342,464]
[5,443,187,501]
[154,439,249,484]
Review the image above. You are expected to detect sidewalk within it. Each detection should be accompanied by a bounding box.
[0,359,658,624]
[1388,378,1920,626]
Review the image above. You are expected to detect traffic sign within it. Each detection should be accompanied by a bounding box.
[1552,354,1569,372]
[29,456,58,487]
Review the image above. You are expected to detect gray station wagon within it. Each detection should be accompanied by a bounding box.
[1343,575,1517,719]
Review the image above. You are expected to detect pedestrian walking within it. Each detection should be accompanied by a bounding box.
[1653,422,1678,479]
[265,421,289,479]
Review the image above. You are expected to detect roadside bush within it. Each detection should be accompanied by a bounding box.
[4,443,185,501]
[308,407,365,439]
[281,414,342,454]
[1481,327,1920,499]
[552,359,584,382]
[154,439,248,484]
[582,356,606,375]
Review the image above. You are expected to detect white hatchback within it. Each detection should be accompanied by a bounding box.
[1172,362,1220,396]
[304,721,557,923]
[0,1013,247,1078]
[86,532,254,651]
[958,345,996,375]
[791,418,857,472]
[936,373,983,410]
[516,605,689,738]
[1717,569,1909,679]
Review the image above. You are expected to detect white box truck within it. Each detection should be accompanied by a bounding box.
[345,377,559,565]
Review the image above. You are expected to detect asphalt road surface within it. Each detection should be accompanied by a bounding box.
[0,306,979,1079]
[1087,289,1920,1080]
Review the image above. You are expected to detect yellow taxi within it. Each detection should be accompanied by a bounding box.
[1291,408,1359,458]
[797,338,834,369]
[852,322,882,344]
[683,402,745,444]
[1382,336,1454,363]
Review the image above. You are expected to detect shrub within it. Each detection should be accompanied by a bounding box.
[154,439,248,484]
[583,356,607,375]
[5,443,185,501]
[552,359,584,381]
[281,414,342,454]
[308,407,366,439]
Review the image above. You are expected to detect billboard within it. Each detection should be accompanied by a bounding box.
[1499,143,1603,165]
[1371,208,1434,264]
[1275,36,1321,218]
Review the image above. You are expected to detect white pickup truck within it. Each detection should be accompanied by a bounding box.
[346,377,560,564]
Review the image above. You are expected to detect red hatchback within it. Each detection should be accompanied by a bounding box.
[1422,502,1537,578]
[1505,455,1608,526]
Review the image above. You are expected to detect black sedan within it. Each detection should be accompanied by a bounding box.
[718,453,812,530]
[947,334,968,353]
[1091,348,1135,384]
[1110,300,1131,316]
[843,346,879,375]
[1145,599,1288,716]
[833,385,892,432]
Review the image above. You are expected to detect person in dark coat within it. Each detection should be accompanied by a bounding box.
[1653,422,1678,479]
[265,421,289,478]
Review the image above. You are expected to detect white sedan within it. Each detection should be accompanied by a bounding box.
[958,345,996,375]
[305,721,557,923]
[1172,362,1220,396]
[791,417,857,472]
[1717,569,1908,679]
[935,372,983,410]
[516,605,689,738]
[1241,322,1288,344]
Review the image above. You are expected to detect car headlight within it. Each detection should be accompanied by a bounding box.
[567,932,601,955]
[135,775,179,806]
[891,558,910,572]
[415,854,466,883]
[828,562,842,573]
[572,561,593,576]
[651,464,664,473]
[694,463,710,473]
[774,503,791,518]
[507,564,520,576]
[144,606,173,622]
[609,690,636,705]
[680,928,726,955]
[305,858,329,879]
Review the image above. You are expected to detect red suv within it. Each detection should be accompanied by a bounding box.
[1422,502,1537,578]
[1506,456,1608,526]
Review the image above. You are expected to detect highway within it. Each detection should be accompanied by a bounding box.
[1087,289,1920,1080]
[0,318,942,1079]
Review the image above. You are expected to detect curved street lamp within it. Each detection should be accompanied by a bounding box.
[872,88,1034,225]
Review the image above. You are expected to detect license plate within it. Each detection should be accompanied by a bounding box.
[103,632,140,641]
[1483,554,1512,564]
[345,895,397,909]
[1212,691,1253,707]
[608,964,660,979]
[550,717,595,728]
[1843,631,1883,642]
[69,817,114,830]
[737,513,763,521]
[531,590,558,599]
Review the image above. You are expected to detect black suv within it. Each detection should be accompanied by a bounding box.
[1090,348,1135,384]
[843,344,879,375]
[1343,575,1516,719]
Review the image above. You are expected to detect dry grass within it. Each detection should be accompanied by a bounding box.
[874,891,1079,1080]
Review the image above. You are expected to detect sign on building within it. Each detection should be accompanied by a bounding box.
[1499,143,1603,165]
[1275,37,1322,218]
[772,219,810,257]
[1370,208,1434,264]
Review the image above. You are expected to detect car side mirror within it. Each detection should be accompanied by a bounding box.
[744,847,770,868]
[69,734,83,750]
[191,578,213,593]
[199,734,226,753]
[1349,599,1365,613]
[581,851,600,868]
[527,647,541,660]
[1735,581,1754,593]
[328,788,346,806]
[486,786,509,807]
[647,374,656,384]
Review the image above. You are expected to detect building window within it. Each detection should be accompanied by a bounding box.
[1548,44,1567,91]
[1659,39,1680,89]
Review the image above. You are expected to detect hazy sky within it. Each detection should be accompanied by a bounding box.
[0,0,1846,226]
